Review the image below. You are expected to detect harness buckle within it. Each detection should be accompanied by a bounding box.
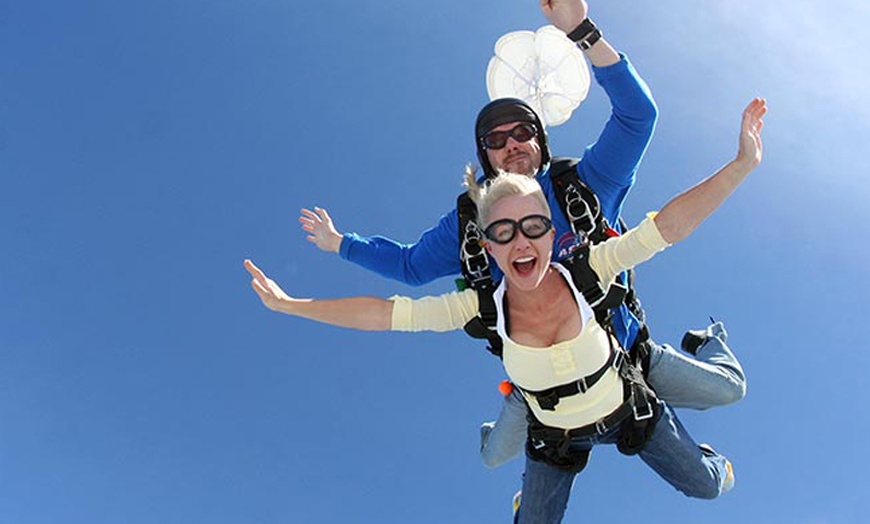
[612,349,625,373]
[564,185,594,238]
[595,420,607,435]
[633,398,654,422]
[464,258,489,283]
[463,219,485,243]
[461,223,491,282]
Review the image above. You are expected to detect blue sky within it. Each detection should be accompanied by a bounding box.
[3,1,870,523]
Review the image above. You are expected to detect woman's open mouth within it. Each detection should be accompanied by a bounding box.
[512,256,537,276]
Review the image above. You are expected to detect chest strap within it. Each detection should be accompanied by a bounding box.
[518,347,626,411]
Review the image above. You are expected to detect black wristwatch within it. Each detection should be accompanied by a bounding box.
[566,19,602,50]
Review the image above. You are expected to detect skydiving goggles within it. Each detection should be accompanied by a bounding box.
[480,123,538,150]
[483,214,553,244]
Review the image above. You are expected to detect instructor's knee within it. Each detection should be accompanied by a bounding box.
[718,375,747,406]
[693,374,747,410]
[481,451,506,469]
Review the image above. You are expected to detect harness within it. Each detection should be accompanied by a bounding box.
[457,191,502,357]
[522,246,659,471]
[456,158,658,471]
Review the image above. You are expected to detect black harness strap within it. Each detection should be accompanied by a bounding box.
[526,367,656,472]
[528,380,639,444]
[457,192,503,357]
[615,352,658,455]
[629,324,653,377]
[526,346,659,469]
[457,192,491,289]
[519,245,658,465]
[561,245,627,325]
[517,348,627,411]
[549,157,611,245]
[457,158,629,360]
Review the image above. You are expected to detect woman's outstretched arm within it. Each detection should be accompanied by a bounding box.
[244,259,392,331]
[654,98,766,244]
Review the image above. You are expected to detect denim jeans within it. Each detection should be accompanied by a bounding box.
[480,321,745,468]
[647,321,745,409]
[515,402,729,524]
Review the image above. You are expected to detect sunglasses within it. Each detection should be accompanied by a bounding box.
[480,123,538,150]
[484,214,553,244]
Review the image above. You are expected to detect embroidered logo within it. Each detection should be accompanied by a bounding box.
[556,231,581,259]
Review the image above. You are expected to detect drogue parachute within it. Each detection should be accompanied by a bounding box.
[486,25,590,127]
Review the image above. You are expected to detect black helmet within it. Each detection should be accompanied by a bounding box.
[475,98,551,178]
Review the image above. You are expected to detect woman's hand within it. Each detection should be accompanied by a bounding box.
[736,97,766,172]
[245,259,294,313]
[244,259,393,330]
[653,98,767,244]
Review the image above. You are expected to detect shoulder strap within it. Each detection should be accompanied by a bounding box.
[550,160,651,354]
[548,157,611,245]
[456,192,503,358]
[560,244,627,327]
[457,192,491,287]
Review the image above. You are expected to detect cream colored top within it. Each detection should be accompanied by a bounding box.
[390,214,669,429]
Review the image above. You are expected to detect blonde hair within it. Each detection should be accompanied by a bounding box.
[463,165,551,228]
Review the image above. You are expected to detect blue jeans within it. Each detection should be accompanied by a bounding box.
[515,402,730,524]
[647,322,745,410]
[480,321,745,468]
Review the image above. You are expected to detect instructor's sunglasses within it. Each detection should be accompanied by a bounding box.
[480,123,538,150]
[484,214,553,244]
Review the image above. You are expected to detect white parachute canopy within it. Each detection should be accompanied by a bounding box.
[486,25,590,128]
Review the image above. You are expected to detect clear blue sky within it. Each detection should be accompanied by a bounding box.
[3,1,870,523]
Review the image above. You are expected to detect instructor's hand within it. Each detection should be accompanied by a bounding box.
[540,0,588,34]
[299,206,342,253]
